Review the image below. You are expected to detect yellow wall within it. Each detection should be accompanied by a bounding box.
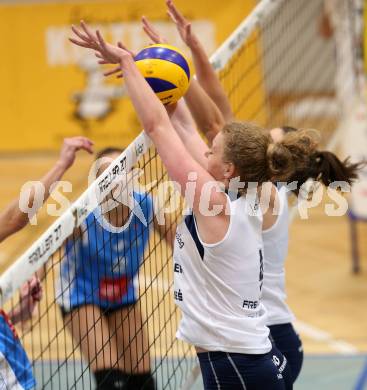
[364,1,367,75]
[0,0,257,152]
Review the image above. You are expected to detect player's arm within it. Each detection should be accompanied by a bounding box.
[141,17,215,165]
[7,276,43,325]
[142,16,224,144]
[166,0,234,123]
[167,99,209,169]
[184,81,224,144]
[0,137,93,243]
[70,24,229,243]
[115,52,219,213]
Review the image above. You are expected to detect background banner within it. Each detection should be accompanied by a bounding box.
[0,0,258,152]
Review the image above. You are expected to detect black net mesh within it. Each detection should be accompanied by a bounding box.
[220,0,345,146]
[2,0,355,388]
[5,147,193,390]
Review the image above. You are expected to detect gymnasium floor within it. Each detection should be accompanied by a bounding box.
[28,354,367,389]
[0,152,366,389]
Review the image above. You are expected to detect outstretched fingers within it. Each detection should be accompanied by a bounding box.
[185,22,192,38]
[142,16,164,44]
[70,21,132,72]
[95,52,104,59]
[80,20,98,41]
[117,41,135,57]
[166,1,195,47]
[70,22,98,50]
[96,29,108,52]
[103,65,122,77]
[166,9,178,25]
[71,25,90,42]
[69,37,93,49]
[95,51,109,64]
[166,0,187,25]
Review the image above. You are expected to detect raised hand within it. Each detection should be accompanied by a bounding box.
[141,16,167,44]
[57,136,94,170]
[70,21,133,77]
[95,31,132,65]
[70,20,100,50]
[19,276,43,321]
[98,40,136,78]
[166,0,199,48]
[8,276,43,325]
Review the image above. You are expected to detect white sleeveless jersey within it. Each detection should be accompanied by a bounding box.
[174,194,271,354]
[262,187,295,325]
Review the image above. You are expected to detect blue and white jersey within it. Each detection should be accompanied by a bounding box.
[0,311,35,390]
[174,194,271,354]
[57,192,153,311]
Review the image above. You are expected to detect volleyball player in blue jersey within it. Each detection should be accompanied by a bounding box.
[0,136,93,389]
[158,1,361,383]
[57,147,174,390]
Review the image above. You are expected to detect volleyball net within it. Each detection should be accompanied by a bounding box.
[0,0,359,388]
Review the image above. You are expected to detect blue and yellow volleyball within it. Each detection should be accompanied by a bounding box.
[134,44,192,105]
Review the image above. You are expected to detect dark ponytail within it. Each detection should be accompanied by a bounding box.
[273,127,364,192]
[310,151,362,186]
[266,143,295,182]
[267,129,319,182]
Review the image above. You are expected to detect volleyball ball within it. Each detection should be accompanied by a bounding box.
[134,44,192,105]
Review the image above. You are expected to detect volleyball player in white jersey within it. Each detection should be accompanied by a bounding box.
[68,22,331,389]
[159,1,362,383]
[140,9,299,384]
[0,136,93,389]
